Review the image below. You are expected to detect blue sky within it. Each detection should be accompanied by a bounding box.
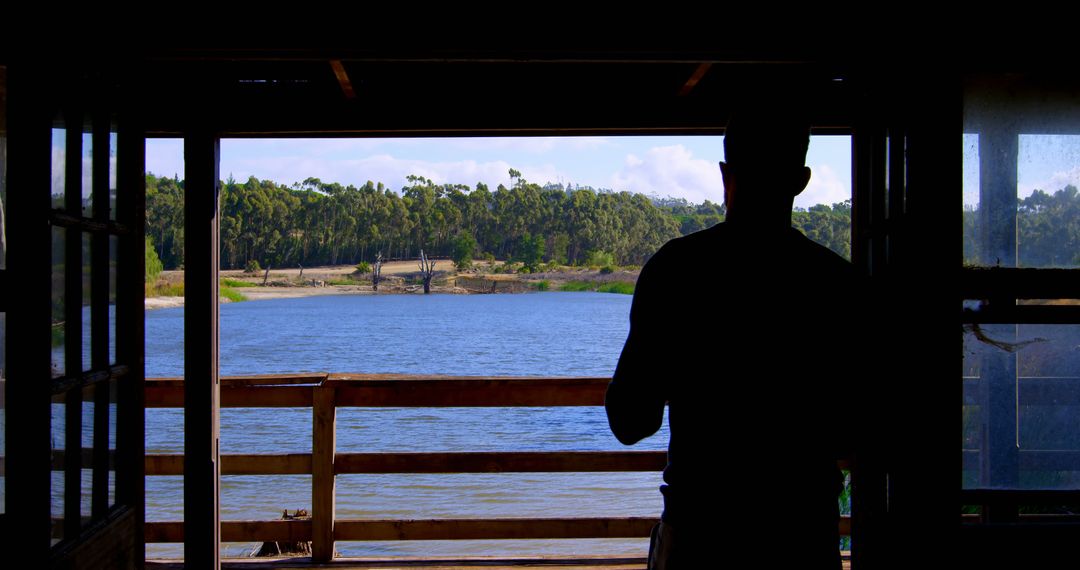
[146,135,854,209]
[963,134,1080,207]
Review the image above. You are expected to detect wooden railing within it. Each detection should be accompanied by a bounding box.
[137,373,851,562]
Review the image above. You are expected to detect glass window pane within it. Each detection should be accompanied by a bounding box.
[81,131,92,217]
[81,397,93,521]
[963,133,980,265]
[109,131,117,221]
[963,322,1080,490]
[51,126,64,209]
[1016,135,1080,267]
[82,232,91,372]
[1,65,6,270]
[50,396,64,545]
[51,226,65,378]
[108,379,117,508]
[0,311,5,515]
[109,235,117,365]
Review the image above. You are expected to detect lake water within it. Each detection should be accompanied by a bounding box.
[142,292,669,559]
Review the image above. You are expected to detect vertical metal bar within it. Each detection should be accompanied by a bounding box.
[91,107,110,520]
[312,384,337,562]
[184,130,220,569]
[115,106,145,563]
[5,61,57,560]
[63,106,83,539]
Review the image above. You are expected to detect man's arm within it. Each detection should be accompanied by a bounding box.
[605,251,668,445]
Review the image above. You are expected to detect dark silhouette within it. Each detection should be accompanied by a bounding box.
[606,108,859,568]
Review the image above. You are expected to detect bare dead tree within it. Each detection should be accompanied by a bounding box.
[372,252,383,291]
[418,249,437,294]
[262,264,271,286]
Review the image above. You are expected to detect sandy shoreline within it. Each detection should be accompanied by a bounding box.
[145,263,639,310]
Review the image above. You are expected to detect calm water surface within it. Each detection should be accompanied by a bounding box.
[143,292,669,558]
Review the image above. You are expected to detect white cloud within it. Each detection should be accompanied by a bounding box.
[795,163,849,208]
[1019,166,1080,199]
[610,145,724,203]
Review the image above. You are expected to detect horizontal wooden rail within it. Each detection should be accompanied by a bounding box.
[16,450,851,478]
[335,517,657,541]
[146,520,312,543]
[334,451,668,474]
[140,373,857,558]
[145,453,313,476]
[143,516,853,543]
[145,375,611,408]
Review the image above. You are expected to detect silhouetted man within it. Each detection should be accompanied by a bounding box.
[606,109,857,569]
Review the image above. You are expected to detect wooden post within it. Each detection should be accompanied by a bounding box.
[5,61,57,561]
[312,383,337,562]
[115,107,146,564]
[184,130,221,569]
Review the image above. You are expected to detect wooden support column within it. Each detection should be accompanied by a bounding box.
[312,383,337,562]
[90,108,111,521]
[115,107,146,564]
[63,107,84,540]
[888,69,960,570]
[184,130,221,569]
[4,62,56,562]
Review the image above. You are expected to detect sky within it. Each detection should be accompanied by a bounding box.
[145,135,854,209]
[963,134,1080,207]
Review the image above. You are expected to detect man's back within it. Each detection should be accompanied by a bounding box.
[608,220,856,566]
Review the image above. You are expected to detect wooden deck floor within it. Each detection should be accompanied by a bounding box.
[147,556,646,569]
[147,554,853,569]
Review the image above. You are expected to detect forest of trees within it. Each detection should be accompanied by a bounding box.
[963,185,1080,267]
[146,170,854,271]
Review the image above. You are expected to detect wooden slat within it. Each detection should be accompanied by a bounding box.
[963,304,1080,324]
[330,375,610,407]
[49,506,138,569]
[962,267,1080,300]
[63,105,85,541]
[52,448,116,471]
[677,62,712,96]
[49,210,130,234]
[145,519,313,543]
[90,108,112,521]
[330,60,356,99]
[335,451,666,474]
[146,384,315,408]
[333,517,658,541]
[148,373,329,388]
[145,453,313,476]
[312,385,337,562]
[52,364,129,396]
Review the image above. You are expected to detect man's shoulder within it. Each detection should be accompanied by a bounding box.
[790,229,856,275]
[647,224,729,263]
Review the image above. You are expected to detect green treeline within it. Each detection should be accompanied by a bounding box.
[146,171,854,271]
[963,185,1080,267]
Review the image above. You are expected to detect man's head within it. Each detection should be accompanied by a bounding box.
[720,107,812,225]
